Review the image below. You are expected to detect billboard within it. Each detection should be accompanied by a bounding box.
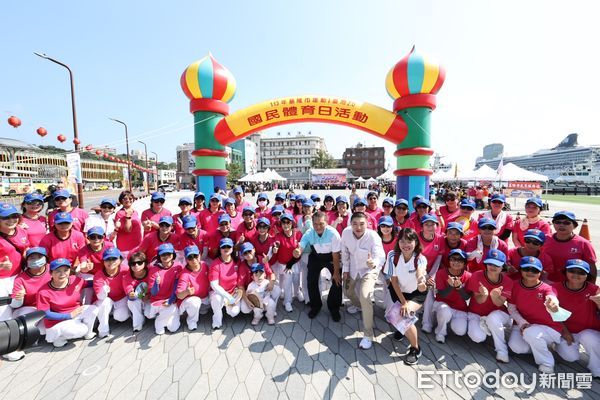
[311,169,347,187]
[503,181,542,197]
[244,139,258,174]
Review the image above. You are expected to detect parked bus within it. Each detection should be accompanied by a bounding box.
[32,177,58,194]
[0,176,34,196]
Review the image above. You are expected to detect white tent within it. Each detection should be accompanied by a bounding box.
[264,168,287,181]
[472,165,498,181]
[431,166,456,182]
[498,163,549,182]
[366,177,377,184]
[355,177,366,182]
[377,168,395,181]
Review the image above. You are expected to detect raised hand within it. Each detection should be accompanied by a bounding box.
[14,287,26,301]
[366,252,375,269]
[478,282,489,297]
[544,296,559,313]
[490,286,504,300]
[187,282,195,296]
[292,246,302,258]
[272,242,280,254]
[0,255,12,271]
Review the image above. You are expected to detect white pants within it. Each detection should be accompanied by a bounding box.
[210,292,240,328]
[45,305,98,344]
[555,329,600,377]
[144,302,180,334]
[253,297,276,320]
[179,296,210,329]
[128,299,149,330]
[294,253,309,302]
[96,297,130,336]
[77,273,95,305]
[0,276,16,321]
[433,301,468,337]
[467,310,512,356]
[273,262,298,305]
[421,290,435,330]
[13,306,46,335]
[508,324,561,369]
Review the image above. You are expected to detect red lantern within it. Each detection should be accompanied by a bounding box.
[103,153,109,159]
[73,138,80,145]
[37,127,48,137]
[7,116,21,128]
[85,145,93,151]
[57,134,66,143]
[95,149,102,156]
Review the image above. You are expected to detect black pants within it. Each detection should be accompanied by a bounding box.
[307,251,342,313]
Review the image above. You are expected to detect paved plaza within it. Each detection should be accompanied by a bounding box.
[1,190,599,400]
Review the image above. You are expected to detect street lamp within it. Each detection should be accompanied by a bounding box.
[138,140,150,193]
[108,118,132,191]
[151,151,159,190]
[34,52,84,207]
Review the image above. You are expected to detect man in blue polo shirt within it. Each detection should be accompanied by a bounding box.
[293,211,342,321]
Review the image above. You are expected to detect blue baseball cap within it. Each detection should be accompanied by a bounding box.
[0,203,19,218]
[209,193,221,201]
[257,193,268,201]
[415,198,431,208]
[233,186,244,194]
[182,215,198,229]
[460,199,476,210]
[50,258,71,271]
[100,198,116,207]
[478,218,497,229]
[275,192,286,201]
[295,194,307,203]
[366,191,378,198]
[194,191,205,199]
[159,216,174,226]
[280,213,294,222]
[103,247,122,260]
[302,199,315,207]
[218,214,231,224]
[86,226,105,237]
[565,259,590,274]
[223,197,235,206]
[219,238,234,248]
[24,193,44,203]
[524,229,546,244]
[525,197,543,208]
[242,206,255,215]
[353,197,368,207]
[26,247,47,258]
[421,214,439,225]
[324,194,334,202]
[483,249,506,267]
[251,263,265,273]
[257,217,271,227]
[448,249,468,260]
[490,194,506,203]
[412,195,425,202]
[271,205,284,214]
[53,189,70,199]
[289,194,297,201]
[310,194,321,202]
[151,192,166,201]
[378,215,394,227]
[239,242,255,255]
[520,256,543,271]
[157,243,176,256]
[336,195,349,204]
[394,199,409,208]
[446,222,464,235]
[54,211,73,224]
[178,197,193,205]
[553,210,577,225]
[382,197,394,206]
[184,245,200,258]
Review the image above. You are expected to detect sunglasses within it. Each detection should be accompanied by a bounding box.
[242,250,253,255]
[131,260,145,266]
[56,221,72,225]
[252,270,264,274]
[55,197,68,201]
[26,201,43,206]
[383,204,393,208]
[367,197,377,200]
[243,213,254,217]
[159,223,172,228]
[395,206,408,210]
[88,234,104,240]
[566,269,587,276]
[101,205,115,210]
[152,199,165,203]
[520,267,540,274]
[460,206,474,210]
[179,203,192,207]
[416,205,429,209]
[219,223,230,227]
[159,252,174,257]
[187,254,200,260]
[220,245,233,249]
[491,200,504,204]
[449,258,466,263]
[553,220,572,225]
[257,225,269,229]
[479,226,495,231]
[524,238,543,246]
[281,220,292,224]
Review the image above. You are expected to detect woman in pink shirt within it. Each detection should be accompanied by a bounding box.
[39,211,86,265]
[330,196,350,235]
[223,198,243,231]
[47,189,89,232]
[176,245,211,331]
[114,191,143,254]
[141,192,172,236]
[198,193,225,233]
[209,238,241,329]
[94,247,130,338]
[512,198,551,248]
[19,193,47,246]
[392,199,413,230]
[123,251,150,332]
[172,197,195,235]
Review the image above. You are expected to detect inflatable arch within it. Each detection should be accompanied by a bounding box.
[180,47,445,204]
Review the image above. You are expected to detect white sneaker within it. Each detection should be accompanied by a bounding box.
[84,331,97,340]
[251,316,261,326]
[359,337,372,350]
[267,316,275,325]
[188,323,198,331]
[421,325,432,334]
[347,305,361,314]
[156,329,165,335]
[296,292,305,302]
[133,325,143,332]
[538,365,554,374]
[285,303,293,312]
[496,353,509,363]
[435,334,445,344]
[3,350,25,361]
[53,339,68,348]
[98,332,109,339]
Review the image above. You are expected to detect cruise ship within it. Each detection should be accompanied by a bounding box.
[475,134,600,183]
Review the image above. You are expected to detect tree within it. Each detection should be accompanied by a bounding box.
[226,162,244,185]
[310,149,337,169]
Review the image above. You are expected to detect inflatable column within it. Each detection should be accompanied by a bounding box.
[385,47,445,208]
[180,54,236,198]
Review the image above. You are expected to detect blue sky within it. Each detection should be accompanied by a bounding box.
[2,1,599,169]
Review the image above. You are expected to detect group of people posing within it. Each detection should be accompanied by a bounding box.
[0,187,598,376]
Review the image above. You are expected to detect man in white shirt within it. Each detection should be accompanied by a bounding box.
[341,212,385,350]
